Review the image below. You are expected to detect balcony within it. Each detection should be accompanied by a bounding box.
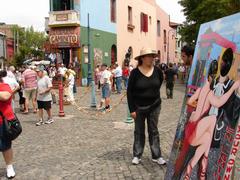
[127,24,135,32]
[48,10,80,27]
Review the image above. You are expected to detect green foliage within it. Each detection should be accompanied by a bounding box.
[12,26,47,67]
[179,0,240,45]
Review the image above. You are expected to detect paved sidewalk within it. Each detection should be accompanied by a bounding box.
[0,83,239,179]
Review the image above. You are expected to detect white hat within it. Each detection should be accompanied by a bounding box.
[135,48,158,60]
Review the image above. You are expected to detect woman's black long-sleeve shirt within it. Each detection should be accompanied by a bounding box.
[127,66,164,113]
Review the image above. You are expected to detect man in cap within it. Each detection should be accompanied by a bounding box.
[100,63,112,113]
[36,66,54,126]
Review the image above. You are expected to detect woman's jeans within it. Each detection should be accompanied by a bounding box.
[115,76,122,93]
[122,76,129,89]
[133,105,162,159]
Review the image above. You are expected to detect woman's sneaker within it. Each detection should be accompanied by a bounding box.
[152,157,166,165]
[45,119,54,124]
[36,120,44,126]
[132,157,141,165]
[6,165,15,179]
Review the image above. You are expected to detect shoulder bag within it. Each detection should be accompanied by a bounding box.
[0,111,22,141]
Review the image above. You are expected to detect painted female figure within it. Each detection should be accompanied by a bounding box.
[173,59,240,180]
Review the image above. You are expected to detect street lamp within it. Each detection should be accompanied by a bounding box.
[167,29,176,65]
[0,56,5,70]
[87,13,97,108]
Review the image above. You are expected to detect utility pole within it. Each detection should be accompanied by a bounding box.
[87,13,92,86]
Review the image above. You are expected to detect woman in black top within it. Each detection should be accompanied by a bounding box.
[127,48,166,165]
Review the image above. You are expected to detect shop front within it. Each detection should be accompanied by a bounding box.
[49,26,81,85]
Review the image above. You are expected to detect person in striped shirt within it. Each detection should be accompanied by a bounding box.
[22,66,38,114]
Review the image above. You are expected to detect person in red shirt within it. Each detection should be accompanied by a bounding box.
[0,70,16,179]
[122,64,130,89]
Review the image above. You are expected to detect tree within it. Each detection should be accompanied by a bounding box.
[179,0,240,45]
[11,26,47,66]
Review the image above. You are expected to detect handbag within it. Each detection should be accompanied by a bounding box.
[0,111,22,141]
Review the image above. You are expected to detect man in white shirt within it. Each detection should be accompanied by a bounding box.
[100,64,112,113]
[58,64,67,76]
[178,64,186,83]
[113,63,122,94]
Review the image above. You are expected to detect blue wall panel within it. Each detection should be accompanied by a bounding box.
[80,0,116,34]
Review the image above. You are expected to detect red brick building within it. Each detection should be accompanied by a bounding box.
[0,23,21,62]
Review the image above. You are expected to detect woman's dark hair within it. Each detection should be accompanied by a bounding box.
[0,70,7,82]
[221,48,234,77]
[208,60,218,78]
[138,58,143,66]
[181,46,194,57]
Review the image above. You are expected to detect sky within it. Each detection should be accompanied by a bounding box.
[0,0,185,32]
[156,0,185,23]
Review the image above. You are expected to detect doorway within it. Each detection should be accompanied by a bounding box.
[111,45,117,65]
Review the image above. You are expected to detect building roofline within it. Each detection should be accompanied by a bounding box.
[170,22,182,27]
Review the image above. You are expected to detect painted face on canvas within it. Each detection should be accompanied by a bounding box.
[220,48,233,77]
[237,63,240,77]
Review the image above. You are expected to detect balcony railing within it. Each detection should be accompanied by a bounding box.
[48,10,80,27]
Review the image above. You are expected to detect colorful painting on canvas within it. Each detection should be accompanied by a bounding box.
[165,13,240,180]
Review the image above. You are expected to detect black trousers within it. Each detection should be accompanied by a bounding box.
[18,90,25,105]
[166,81,174,98]
[133,105,162,159]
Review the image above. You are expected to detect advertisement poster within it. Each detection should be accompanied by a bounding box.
[165,13,240,180]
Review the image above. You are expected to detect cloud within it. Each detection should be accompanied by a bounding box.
[232,20,240,32]
[211,19,225,32]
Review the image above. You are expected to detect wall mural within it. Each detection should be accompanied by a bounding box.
[94,48,103,67]
[165,13,240,180]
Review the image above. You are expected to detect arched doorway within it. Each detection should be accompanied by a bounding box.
[111,45,117,65]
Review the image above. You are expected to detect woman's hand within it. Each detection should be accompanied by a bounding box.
[189,112,197,122]
[233,80,240,91]
[130,112,137,120]
[39,91,45,95]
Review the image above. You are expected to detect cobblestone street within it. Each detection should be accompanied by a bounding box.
[0,83,239,180]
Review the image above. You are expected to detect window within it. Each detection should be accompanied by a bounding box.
[158,50,161,60]
[157,20,160,36]
[52,0,73,11]
[128,6,132,25]
[140,13,148,32]
[164,30,167,44]
[149,16,152,25]
[111,0,116,23]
